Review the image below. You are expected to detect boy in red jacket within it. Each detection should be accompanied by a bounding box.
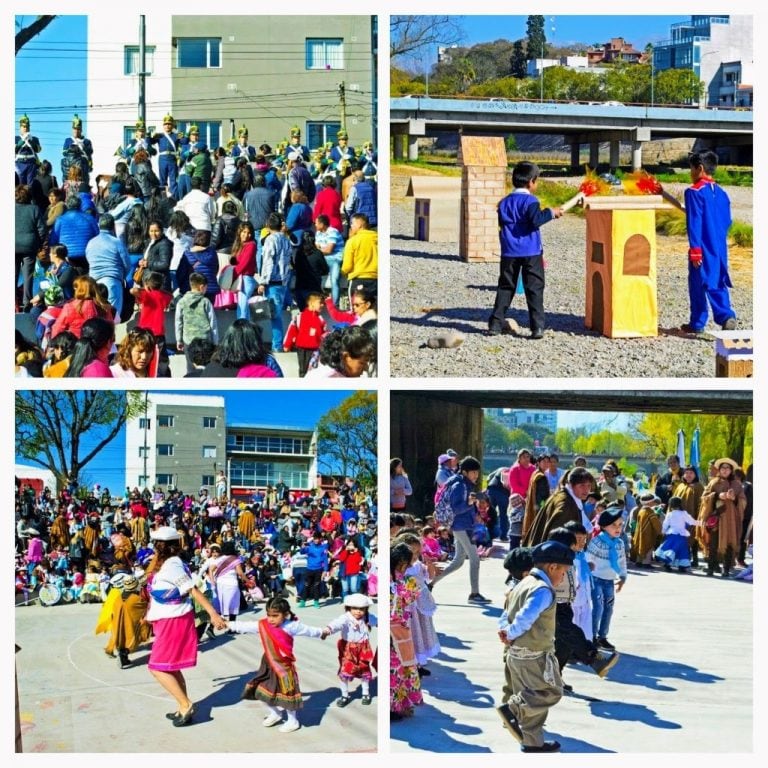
[283,291,326,376]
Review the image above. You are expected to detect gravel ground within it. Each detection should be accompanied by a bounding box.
[389,183,753,378]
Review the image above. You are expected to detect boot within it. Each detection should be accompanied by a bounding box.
[591,651,620,678]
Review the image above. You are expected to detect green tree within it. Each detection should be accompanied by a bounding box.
[484,416,513,451]
[510,40,528,78]
[15,391,145,492]
[653,68,705,105]
[526,15,547,60]
[315,392,377,488]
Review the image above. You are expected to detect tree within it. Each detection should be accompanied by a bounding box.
[15,391,145,492]
[390,16,464,61]
[15,15,56,54]
[510,40,528,79]
[484,416,513,452]
[526,15,547,61]
[654,68,705,105]
[315,392,377,489]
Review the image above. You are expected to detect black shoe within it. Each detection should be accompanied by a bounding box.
[530,329,544,340]
[591,651,620,678]
[205,626,216,640]
[390,712,404,722]
[336,696,352,708]
[663,564,672,572]
[521,740,561,753]
[165,711,180,721]
[562,682,573,692]
[597,637,616,651]
[678,566,688,573]
[468,593,492,604]
[417,666,431,677]
[172,703,197,727]
[680,323,705,334]
[361,695,372,705]
[496,704,523,743]
[118,651,131,669]
[722,317,737,330]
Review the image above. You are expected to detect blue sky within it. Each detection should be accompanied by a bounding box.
[16,390,362,491]
[460,15,681,50]
[15,15,88,168]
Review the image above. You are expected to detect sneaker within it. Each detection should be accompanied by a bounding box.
[467,593,492,604]
[591,651,620,678]
[521,740,561,753]
[597,637,616,651]
[263,713,283,728]
[297,600,305,608]
[722,317,738,331]
[279,720,301,733]
[313,600,320,608]
[496,704,523,743]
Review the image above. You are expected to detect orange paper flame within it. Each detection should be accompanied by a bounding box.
[578,168,610,197]
[622,170,663,196]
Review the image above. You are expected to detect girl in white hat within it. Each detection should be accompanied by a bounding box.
[323,593,378,707]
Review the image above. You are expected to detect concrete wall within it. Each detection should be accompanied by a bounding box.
[391,394,483,519]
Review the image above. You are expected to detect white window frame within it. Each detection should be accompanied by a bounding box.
[306,38,344,70]
[177,37,222,69]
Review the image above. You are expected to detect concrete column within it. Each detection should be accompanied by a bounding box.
[570,142,581,172]
[408,134,419,161]
[609,140,621,171]
[393,134,404,161]
[631,140,643,170]
[589,141,599,169]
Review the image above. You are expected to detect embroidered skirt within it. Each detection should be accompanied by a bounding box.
[337,638,375,681]
[242,654,303,711]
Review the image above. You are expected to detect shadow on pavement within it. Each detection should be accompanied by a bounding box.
[391,701,493,753]
[605,652,724,692]
[588,699,682,730]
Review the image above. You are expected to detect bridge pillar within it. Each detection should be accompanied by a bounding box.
[570,142,580,172]
[408,134,420,161]
[589,141,600,169]
[631,141,643,170]
[393,134,404,161]
[609,140,621,171]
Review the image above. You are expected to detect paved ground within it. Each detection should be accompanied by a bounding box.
[15,594,378,753]
[391,546,753,754]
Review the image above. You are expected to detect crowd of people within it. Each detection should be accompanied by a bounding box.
[15,114,378,378]
[15,474,378,731]
[388,447,753,749]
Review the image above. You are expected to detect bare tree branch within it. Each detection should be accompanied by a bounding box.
[15,15,56,55]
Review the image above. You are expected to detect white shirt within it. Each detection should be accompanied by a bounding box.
[325,612,378,642]
[175,190,216,232]
[146,556,194,621]
[662,509,698,537]
[229,618,324,639]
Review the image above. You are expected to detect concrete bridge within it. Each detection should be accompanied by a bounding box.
[390,97,753,168]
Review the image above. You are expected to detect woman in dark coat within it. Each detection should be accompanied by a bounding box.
[15,184,47,307]
[137,220,174,293]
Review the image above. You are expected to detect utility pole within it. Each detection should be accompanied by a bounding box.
[338,81,347,129]
[142,392,148,488]
[138,15,146,127]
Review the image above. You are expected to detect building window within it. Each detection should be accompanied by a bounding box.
[177,121,221,153]
[138,446,149,458]
[177,37,221,68]
[124,45,155,76]
[202,416,217,429]
[229,460,309,489]
[139,418,151,429]
[306,38,344,70]
[158,415,175,428]
[202,446,217,459]
[156,473,174,486]
[307,122,341,150]
[157,444,174,456]
[202,474,214,487]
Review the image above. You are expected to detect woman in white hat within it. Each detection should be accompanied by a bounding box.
[144,526,226,726]
[697,458,747,577]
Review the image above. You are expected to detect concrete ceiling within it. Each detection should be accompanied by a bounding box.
[391,390,752,416]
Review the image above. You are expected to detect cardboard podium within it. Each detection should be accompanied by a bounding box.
[713,331,753,378]
[405,176,461,242]
[584,195,667,338]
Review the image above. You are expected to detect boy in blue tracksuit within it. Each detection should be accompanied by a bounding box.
[681,150,737,333]
[299,532,329,607]
[488,161,562,340]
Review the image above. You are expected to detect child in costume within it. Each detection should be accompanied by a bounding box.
[654,495,702,573]
[228,596,329,733]
[324,593,377,707]
[496,540,574,752]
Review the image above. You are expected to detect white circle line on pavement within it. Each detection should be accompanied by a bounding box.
[66,632,168,702]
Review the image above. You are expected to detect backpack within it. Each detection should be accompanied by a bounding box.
[434,475,463,528]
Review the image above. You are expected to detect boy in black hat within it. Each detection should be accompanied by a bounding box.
[586,506,628,651]
[496,540,573,753]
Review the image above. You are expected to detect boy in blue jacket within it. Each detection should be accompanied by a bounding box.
[488,161,562,340]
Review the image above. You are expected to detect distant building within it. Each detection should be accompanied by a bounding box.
[124,393,317,497]
[526,55,588,78]
[486,408,557,433]
[653,15,753,107]
[86,15,376,176]
[587,38,644,66]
